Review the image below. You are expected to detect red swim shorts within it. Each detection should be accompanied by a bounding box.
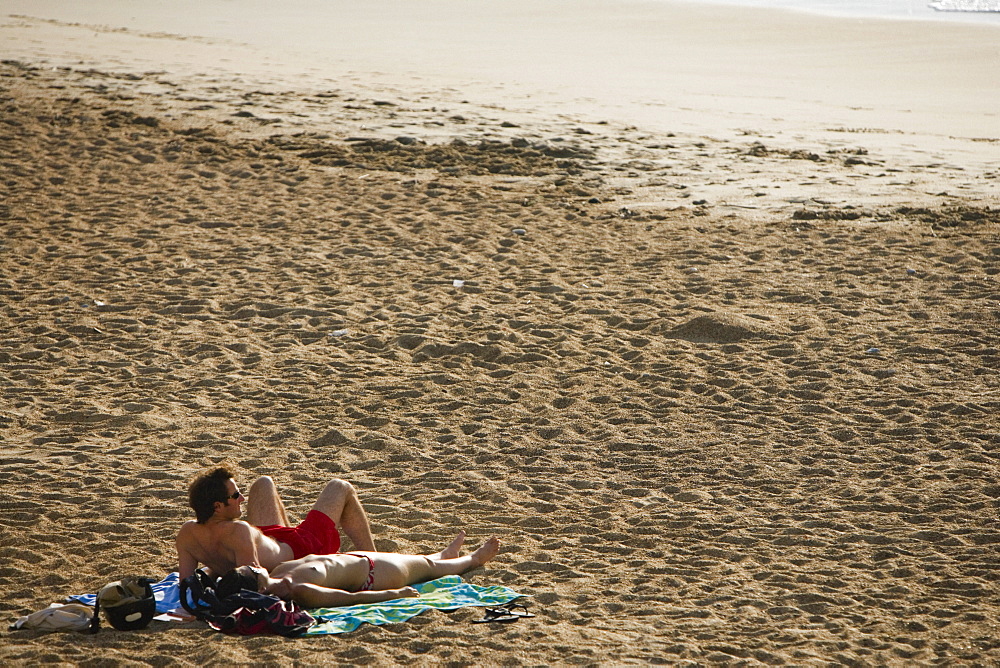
[257,509,341,559]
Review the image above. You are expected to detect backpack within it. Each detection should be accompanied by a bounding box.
[180,570,314,637]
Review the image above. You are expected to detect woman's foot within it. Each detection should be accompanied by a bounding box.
[468,536,500,567]
[433,530,466,559]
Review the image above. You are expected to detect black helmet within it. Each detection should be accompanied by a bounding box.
[90,576,156,632]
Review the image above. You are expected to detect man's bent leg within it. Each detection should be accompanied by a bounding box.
[245,476,290,527]
[312,479,376,551]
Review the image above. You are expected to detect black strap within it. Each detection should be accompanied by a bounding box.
[180,570,221,620]
[88,592,101,633]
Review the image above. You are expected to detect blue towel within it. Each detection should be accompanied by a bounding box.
[69,573,181,614]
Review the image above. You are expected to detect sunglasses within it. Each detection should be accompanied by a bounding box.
[225,490,242,501]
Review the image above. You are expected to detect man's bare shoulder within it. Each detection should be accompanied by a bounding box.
[222,520,258,538]
[178,519,257,539]
[176,519,201,541]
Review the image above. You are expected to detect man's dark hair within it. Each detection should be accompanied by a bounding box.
[189,467,235,523]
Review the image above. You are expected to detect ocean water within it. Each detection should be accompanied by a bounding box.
[671,0,1000,25]
[4,0,999,41]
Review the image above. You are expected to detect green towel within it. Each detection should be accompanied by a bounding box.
[305,575,525,635]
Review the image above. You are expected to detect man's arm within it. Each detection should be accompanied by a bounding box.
[226,521,262,569]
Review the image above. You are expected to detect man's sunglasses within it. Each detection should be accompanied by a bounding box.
[225,491,242,500]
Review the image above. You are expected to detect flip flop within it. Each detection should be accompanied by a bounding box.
[497,601,535,618]
[472,607,521,624]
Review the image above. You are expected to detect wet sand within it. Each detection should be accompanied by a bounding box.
[2,2,999,664]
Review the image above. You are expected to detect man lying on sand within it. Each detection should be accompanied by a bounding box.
[176,467,376,580]
[217,531,501,607]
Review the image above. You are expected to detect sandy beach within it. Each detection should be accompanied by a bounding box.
[2,1,999,664]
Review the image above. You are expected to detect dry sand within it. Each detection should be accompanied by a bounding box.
[2,1,1000,665]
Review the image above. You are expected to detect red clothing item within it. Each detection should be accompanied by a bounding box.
[347,553,376,591]
[257,509,341,559]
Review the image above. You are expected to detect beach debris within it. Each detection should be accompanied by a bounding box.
[866,347,881,355]
[512,228,527,236]
[452,279,465,288]
[329,329,349,338]
[395,136,418,145]
[907,267,918,275]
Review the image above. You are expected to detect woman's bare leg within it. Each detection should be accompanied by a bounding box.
[447,536,500,573]
[369,537,501,589]
[245,475,289,526]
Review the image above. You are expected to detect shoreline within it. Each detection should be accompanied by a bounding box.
[2,3,998,218]
[3,1,1000,140]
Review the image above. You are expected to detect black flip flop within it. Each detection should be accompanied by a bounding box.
[472,607,521,624]
[497,601,535,618]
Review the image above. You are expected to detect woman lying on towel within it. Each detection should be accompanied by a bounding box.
[217,531,500,608]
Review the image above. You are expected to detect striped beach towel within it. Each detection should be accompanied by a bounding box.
[306,574,525,635]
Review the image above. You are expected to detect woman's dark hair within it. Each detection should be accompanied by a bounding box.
[189,467,235,523]
[216,569,259,599]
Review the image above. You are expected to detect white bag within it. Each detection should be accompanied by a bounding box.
[10,603,94,632]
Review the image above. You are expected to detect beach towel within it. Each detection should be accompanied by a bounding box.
[305,574,525,635]
[69,573,524,635]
